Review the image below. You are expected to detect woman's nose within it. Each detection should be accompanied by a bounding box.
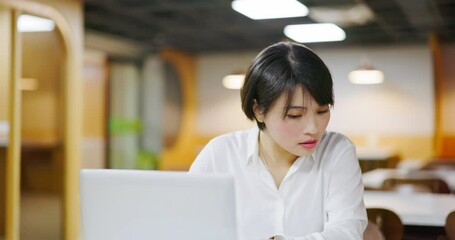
[301,116,318,135]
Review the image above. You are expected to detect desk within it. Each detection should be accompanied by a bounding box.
[364,190,455,226]
[357,147,399,173]
[362,168,455,191]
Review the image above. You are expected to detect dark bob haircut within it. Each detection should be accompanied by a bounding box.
[240,41,334,130]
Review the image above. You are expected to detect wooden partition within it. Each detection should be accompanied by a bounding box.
[21,30,65,202]
[3,9,22,240]
[159,50,199,170]
[0,1,83,239]
[0,6,12,238]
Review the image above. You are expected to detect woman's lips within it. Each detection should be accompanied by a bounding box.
[300,139,318,149]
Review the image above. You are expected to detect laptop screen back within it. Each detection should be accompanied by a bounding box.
[80,169,237,240]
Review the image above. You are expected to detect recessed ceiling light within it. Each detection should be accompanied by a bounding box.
[284,23,346,43]
[17,14,55,32]
[231,0,309,20]
[348,69,384,84]
[222,74,245,89]
[348,59,384,84]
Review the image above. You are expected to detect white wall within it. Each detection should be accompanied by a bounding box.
[315,44,434,135]
[196,44,434,137]
[196,51,258,135]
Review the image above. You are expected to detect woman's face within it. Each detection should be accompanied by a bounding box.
[256,86,331,157]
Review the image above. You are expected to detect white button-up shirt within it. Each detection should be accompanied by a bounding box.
[189,127,367,240]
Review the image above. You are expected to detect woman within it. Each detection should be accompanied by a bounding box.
[190,42,367,240]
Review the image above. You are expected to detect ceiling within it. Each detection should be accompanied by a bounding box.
[84,0,455,54]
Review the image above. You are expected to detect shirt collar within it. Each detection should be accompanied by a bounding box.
[245,127,260,166]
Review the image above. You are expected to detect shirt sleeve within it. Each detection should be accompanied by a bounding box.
[280,140,367,240]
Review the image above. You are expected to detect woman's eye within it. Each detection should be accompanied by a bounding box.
[317,109,329,115]
[287,115,302,119]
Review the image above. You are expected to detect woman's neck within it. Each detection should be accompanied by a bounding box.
[258,130,297,166]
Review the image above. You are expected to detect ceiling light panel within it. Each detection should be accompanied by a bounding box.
[231,0,309,20]
[284,23,346,43]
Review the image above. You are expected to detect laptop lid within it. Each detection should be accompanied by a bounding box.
[80,169,237,240]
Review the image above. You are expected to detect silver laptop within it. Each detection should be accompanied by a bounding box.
[80,169,237,240]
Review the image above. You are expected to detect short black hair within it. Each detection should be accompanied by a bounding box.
[240,41,334,130]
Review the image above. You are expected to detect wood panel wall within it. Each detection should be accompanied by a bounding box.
[438,43,455,158]
[21,31,64,144]
[432,34,455,159]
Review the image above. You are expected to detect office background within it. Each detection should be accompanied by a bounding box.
[1,0,455,239]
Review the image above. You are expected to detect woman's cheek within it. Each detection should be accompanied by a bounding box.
[278,121,301,138]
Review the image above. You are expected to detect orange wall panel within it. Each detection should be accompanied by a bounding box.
[436,44,455,157]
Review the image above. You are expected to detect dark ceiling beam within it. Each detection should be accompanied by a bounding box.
[85,0,162,31]
[105,0,228,16]
[361,0,408,41]
[395,0,445,38]
[83,0,455,53]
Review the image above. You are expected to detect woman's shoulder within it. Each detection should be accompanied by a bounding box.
[192,128,257,170]
[208,127,258,147]
[316,131,358,167]
[318,131,356,153]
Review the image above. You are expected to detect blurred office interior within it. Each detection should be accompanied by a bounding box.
[1,0,455,239]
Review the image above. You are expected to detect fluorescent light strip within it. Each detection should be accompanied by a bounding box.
[231,0,309,20]
[284,23,346,43]
[18,14,55,32]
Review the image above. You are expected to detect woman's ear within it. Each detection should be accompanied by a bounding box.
[252,100,265,122]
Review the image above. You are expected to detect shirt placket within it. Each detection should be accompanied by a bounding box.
[268,158,305,236]
[273,193,286,235]
[247,156,287,234]
[276,156,311,235]
[251,155,279,192]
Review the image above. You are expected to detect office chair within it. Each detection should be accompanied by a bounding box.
[381,177,451,194]
[421,159,455,171]
[446,211,455,240]
[366,208,403,240]
[364,221,385,240]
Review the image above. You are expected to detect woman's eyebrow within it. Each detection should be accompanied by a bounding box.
[287,106,306,110]
[287,104,329,109]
